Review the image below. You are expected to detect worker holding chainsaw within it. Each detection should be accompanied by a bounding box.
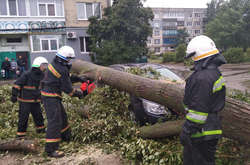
[41,46,95,158]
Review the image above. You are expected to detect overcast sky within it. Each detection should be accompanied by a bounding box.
[143,0,212,8]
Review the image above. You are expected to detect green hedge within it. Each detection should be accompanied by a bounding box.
[162,52,176,63]
[223,48,245,63]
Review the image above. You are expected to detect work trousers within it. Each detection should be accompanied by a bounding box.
[42,97,71,153]
[17,102,45,137]
[183,139,218,165]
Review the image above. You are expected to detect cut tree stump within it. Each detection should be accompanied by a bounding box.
[0,138,39,153]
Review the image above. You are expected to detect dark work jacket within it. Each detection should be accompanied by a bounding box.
[183,62,226,141]
[1,60,11,70]
[17,58,26,67]
[12,68,44,103]
[41,59,86,99]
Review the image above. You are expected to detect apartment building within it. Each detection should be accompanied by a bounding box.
[148,8,206,54]
[64,0,109,61]
[0,0,65,68]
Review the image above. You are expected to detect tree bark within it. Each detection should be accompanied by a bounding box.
[0,138,39,153]
[138,120,185,138]
[71,60,250,143]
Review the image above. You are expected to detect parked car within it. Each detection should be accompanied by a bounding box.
[110,63,184,126]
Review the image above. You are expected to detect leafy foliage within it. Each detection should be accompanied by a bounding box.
[175,44,186,63]
[205,0,250,50]
[223,47,245,63]
[162,52,176,63]
[0,83,248,164]
[87,0,154,65]
[176,29,189,45]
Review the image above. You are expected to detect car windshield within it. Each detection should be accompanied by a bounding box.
[156,68,182,81]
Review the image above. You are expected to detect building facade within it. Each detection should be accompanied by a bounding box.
[0,0,65,69]
[148,8,206,54]
[0,0,110,70]
[64,0,109,61]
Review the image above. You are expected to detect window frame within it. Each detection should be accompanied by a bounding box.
[6,0,19,16]
[154,39,160,44]
[37,2,56,17]
[77,2,101,20]
[39,38,58,52]
[154,47,160,53]
[79,36,90,53]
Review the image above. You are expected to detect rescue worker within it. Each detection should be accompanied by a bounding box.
[41,46,95,158]
[180,35,226,165]
[11,56,48,138]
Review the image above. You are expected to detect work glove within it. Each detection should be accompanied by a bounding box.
[80,81,96,94]
[180,130,192,146]
[73,90,84,99]
[11,96,17,103]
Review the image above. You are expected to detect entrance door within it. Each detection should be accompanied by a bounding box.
[16,52,30,70]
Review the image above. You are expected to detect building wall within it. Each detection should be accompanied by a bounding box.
[149,8,206,54]
[64,0,108,27]
[0,0,66,68]
[0,34,29,52]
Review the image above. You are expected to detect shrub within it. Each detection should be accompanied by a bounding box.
[223,48,245,63]
[175,44,186,63]
[244,48,250,62]
[162,52,176,63]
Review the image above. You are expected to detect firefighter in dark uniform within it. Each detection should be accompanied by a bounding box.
[11,56,48,138]
[180,35,226,165]
[41,46,94,158]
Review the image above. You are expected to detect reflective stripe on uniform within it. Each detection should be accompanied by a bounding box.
[23,86,36,90]
[13,85,21,90]
[36,125,45,129]
[61,125,70,133]
[213,76,225,93]
[186,109,208,124]
[48,64,61,78]
[191,130,222,138]
[17,132,26,136]
[46,138,61,143]
[17,97,41,103]
[41,91,62,98]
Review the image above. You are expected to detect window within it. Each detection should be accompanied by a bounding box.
[154,30,160,36]
[154,13,159,19]
[40,39,58,51]
[195,30,200,34]
[195,13,201,17]
[155,47,160,53]
[186,22,192,26]
[77,3,101,20]
[154,23,160,28]
[38,3,56,16]
[6,38,22,43]
[80,37,91,52]
[154,39,160,44]
[194,21,201,26]
[31,35,64,52]
[8,0,17,16]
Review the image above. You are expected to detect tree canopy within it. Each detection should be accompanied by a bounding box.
[87,0,154,65]
[205,0,250,50]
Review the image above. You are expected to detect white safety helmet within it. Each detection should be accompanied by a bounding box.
[32,57,48,67]
[186,35,219,61]
[56,46,75,61]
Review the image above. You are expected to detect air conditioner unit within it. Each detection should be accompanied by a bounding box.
[67,32,77,39]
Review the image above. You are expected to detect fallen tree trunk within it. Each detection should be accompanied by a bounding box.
[138,120,185,138]
[72,60,250,143]
[0,138,39,152]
